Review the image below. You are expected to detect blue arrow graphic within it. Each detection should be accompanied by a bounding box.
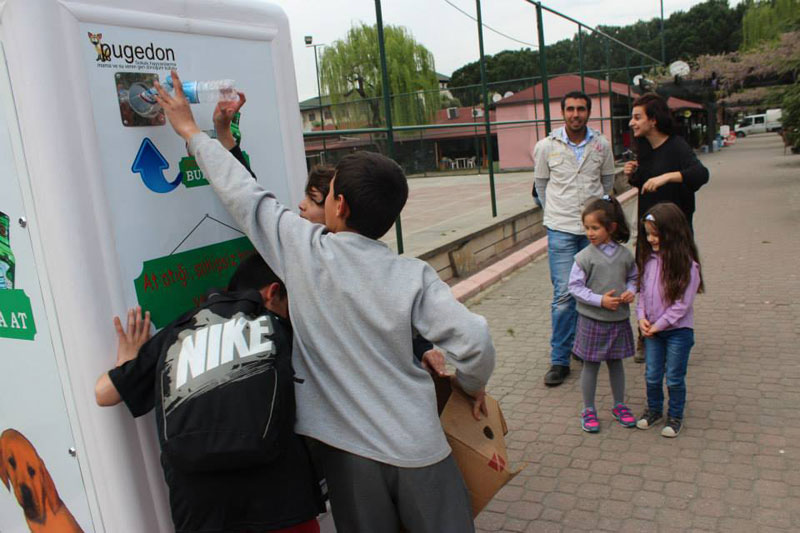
[131,138,181,193]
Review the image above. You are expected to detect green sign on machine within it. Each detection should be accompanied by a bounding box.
[179,151,249,189]
[134,236,256,328]
[0,289,37,341]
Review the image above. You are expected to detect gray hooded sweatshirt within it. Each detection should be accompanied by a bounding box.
[189,133,495,467]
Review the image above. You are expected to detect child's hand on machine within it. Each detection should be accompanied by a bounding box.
[601,290,621,311]
[619,290,635,304]
[420,349,449,377]
[213,92,247,150]
[154,70,202,141]
[114,306,151,367]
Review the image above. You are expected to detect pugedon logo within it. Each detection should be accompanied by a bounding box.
[87,32,175,64]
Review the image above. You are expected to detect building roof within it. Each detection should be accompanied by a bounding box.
[496,74,633,106]
[299,95,332,111]
[436,72,451,82]
[495,74,704,111]
[666,96,704,110]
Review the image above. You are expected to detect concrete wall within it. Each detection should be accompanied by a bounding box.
[421,168,633,283]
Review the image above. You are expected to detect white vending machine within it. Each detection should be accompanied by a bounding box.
[0,0,306,530]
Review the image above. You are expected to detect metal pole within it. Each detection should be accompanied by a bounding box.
[374,0,404,254]
[536,2,551,134]
[475,0,497,217]
[312,44,327,162]
[606,39,614,152]
[578,23,585,93]
[660,0,666,64]
[625,51,632,116]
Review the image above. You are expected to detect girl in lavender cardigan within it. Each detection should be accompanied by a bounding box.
[635,203,704,438]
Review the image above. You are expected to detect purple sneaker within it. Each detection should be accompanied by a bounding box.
[612,403,636,427]
[581,408,600,433]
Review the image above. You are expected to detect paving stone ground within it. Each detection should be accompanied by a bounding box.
[467,134,800,533]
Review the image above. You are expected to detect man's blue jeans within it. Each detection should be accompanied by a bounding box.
[644,328,694,419]
[547,228,589,367]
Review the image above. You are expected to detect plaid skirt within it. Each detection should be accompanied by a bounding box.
[572,315,635,362]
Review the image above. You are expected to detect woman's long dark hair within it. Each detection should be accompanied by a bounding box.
[632,93,676,136]
[636,203,704,303]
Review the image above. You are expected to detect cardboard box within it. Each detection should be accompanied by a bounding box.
[434,377,523,517]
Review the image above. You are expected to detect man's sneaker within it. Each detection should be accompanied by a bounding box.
[581,408,600,433]
[612,403,637,427]
[661,417,682,438]
[544,365,570,386]
[636,409,663,430]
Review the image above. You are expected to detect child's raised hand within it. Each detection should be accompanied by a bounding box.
[114,307,151,366]
[620,290,635,304]
[154,70,201,141]
[601,290,621,311]
[638,318,652,336]
[421,349,449,377]
[213,92,247,134]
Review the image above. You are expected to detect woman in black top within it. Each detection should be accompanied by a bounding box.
[624,93,709,230]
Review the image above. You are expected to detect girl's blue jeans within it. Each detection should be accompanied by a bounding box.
[644,327,694,419]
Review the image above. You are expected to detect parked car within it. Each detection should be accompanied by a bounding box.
[735,109,782,137]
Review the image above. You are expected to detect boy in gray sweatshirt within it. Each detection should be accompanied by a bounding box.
[154,72,495,532]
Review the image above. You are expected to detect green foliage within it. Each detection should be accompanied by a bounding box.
[450,0,745,106]
[781,82,800,149]
[320,23,439,127]
[742,0,800,49]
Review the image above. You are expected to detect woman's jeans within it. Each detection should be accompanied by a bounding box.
[644,328,694,419]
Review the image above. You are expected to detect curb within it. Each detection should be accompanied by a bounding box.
[451,188,639,303]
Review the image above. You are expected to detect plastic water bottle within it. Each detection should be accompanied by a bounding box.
[164,75,239,104]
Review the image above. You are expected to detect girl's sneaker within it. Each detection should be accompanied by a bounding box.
[612,403,636,427]
[581,408,600,433]
[661,417,682,438]
[636,409,663,429]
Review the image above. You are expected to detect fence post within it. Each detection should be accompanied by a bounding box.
[475,0,498,217]
[374,0,404,253]
[578,23,585,93]
[606,39,613,143]
[536,2,551,134]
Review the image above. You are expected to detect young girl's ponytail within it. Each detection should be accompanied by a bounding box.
[582,195,630,243]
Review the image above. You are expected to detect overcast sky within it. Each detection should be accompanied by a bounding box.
[269,0,742,101]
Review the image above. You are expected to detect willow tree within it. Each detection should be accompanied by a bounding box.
[320,23,439,128]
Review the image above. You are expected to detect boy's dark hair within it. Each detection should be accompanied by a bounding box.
[582,195,630,243]
[561,91,592,113]
[636,202,704,303]
[632,93,675,135]
[227,253,286,298]
[332,151,408,239]
[305,165,335,205]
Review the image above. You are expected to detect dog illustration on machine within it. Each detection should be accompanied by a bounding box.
[87,32,110,62]
[1,429,84,532]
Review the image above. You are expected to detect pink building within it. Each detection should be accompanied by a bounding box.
[495,74,638,170]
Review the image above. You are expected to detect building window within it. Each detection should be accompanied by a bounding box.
[308,112,316,122]
[324,110,332,120]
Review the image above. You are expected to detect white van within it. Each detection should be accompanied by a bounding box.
[735,109,782,136]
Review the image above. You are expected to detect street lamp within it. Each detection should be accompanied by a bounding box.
[305,35,327,162]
